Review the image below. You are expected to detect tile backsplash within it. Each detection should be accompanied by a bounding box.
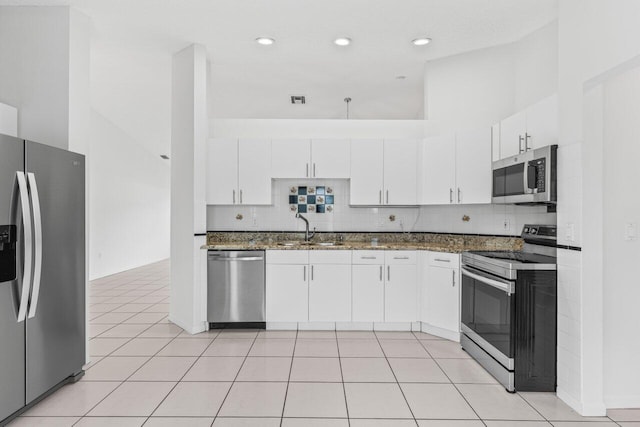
[207,179,556,235]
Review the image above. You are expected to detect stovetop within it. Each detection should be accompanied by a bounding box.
[465,250,557,264]
[462,225,558,280]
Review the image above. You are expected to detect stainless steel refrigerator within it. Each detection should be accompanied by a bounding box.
[0,133,85,425]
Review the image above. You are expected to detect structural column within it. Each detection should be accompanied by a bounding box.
[170,44,208,333]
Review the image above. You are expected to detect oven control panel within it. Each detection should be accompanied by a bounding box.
[522,224,556,241]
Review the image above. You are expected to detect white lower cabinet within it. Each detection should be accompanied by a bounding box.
[384,251,417,322]
[308,250,351,322]
[266,251,309,323]
[423,252,460,336]
[352,251,385,322]
[309,264,351,322]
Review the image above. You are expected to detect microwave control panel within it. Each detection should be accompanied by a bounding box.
[528,158,546,192]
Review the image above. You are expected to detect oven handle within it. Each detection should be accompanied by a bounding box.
[461,267,515,295]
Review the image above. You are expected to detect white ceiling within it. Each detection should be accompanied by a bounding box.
[0,0,558,153]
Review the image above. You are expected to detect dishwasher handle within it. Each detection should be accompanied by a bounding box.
[208,255,264,261]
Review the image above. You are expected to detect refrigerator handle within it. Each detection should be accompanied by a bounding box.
[27,173,43,319]
[16,171,33,323]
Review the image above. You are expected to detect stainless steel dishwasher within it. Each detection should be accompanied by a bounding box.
[207,250,266,327]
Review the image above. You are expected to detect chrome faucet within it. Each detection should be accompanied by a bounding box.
[295,213,316,242]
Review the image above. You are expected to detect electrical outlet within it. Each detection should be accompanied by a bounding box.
[565,223,575,242]
[503,219,510,231]
[625,222,637,241]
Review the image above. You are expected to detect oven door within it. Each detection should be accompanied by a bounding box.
[461,265,516,369]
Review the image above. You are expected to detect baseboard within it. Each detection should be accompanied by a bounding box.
[267,322,297,330]
[336,322,374,331]
[374,322,412,331]
[556,388,607,416]
[168,315,206,335]
[420,322,460,342]
[604,395,640,409]
[298,322,335,330]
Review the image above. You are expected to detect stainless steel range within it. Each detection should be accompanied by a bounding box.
[461,225,557,392]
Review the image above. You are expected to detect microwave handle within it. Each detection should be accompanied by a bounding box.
[526,163,537,191]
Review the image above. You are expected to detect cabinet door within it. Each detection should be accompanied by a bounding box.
[238,138,272,205]
[426,266,459,333]
[206,138,238,204]
[384,264,417,322]
[352,264,384,322]
[266,264,308,322]
[308,264,351,322]
[311,139,350,178]
[271,139,311,178]
[350,139,384,205]
[499,111,527,158]
[455,129,492,204]
[383,139,418,205]
[525,94,558,151]
[420,135,456,205]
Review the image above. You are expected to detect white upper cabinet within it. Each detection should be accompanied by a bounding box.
[499,110,528,158]
[271,138,311,178]
[498,94,558,159]
[271,138,351,179]
[421,135,456,205]
[350,138,418,206]
[383,139,418,205]
[206,138,272,205]
[238,138,272,205]
[311,139,350,178]
[455,129,492,205]
[421,130,490,205]
[206,138,238,205]
[350,139,385,205]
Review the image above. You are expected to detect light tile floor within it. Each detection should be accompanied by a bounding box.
[9,260,640,427]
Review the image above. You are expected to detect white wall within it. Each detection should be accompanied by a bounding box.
[89,110,170,280]
[555,0,640,414]
[424,43,515,134]
[0,102,18,137]
[424,21,558,133]
[0,7,71,149]
[514,21,559,111]
[601,63,640,408]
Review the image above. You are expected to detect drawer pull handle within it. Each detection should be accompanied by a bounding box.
[393,256,410,260]
[434,258,450,262]
[361,256,377,259]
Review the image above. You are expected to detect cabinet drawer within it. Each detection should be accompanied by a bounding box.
[352,250,384,264]
[309,250,351,265]
[428,251,460,267]
[266,250,309,265]
[385,250,417,265]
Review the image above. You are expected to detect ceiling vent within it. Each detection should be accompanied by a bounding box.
[290,95,306,105]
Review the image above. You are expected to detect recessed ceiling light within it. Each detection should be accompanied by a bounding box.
[412,37,431,46]
[255,37,275,46]
[334,37,351,46]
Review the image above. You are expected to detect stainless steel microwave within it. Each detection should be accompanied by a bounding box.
[492,145,557,204]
